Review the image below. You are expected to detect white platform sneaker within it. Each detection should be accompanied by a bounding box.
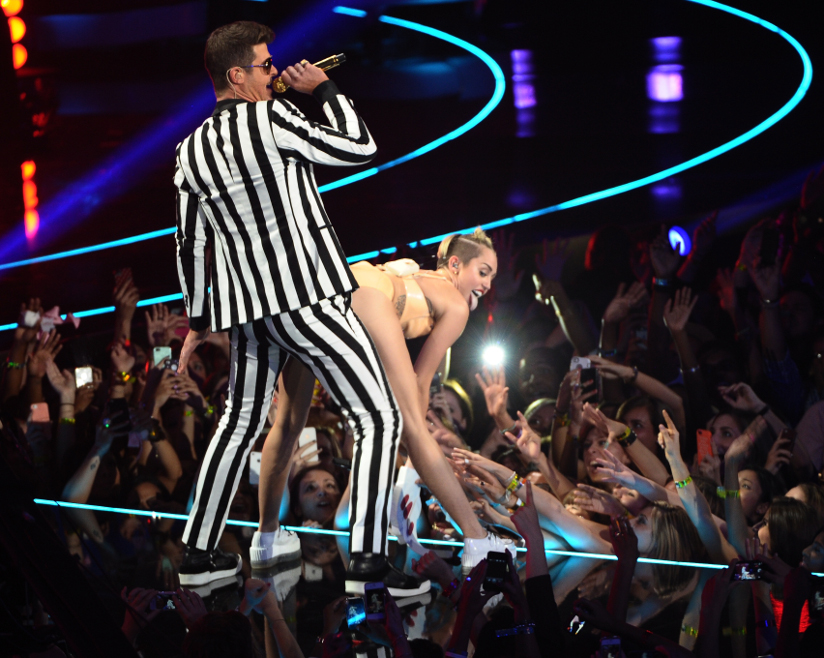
[250,528,301,569]
[461,532,517,574]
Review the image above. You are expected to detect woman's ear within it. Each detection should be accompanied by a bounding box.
[449,255,460,272]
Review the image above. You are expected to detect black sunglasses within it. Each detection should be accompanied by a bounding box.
[241,57,273,74]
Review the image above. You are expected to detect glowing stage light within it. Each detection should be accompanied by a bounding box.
[647,64,684,102]
[1,0,22,18]
[12,42,26,68]
[482,344,505,367]
[24,210,39,238]
[20,160,35,179]
[8,15,24,42]
[668,226,692,256]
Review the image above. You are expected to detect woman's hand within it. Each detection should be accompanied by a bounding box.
[582,402,627,439]
[591,448,640,489]
[663,287,698,334]
[510,480,541,542]
[152,369,189,412]
[475,366,509,422]
[45,359,76,404]
[603,281,648,325]
[464,464,509,505]
[505,411,541,461]
[764,435,793,475]
[573,484,628,518]
[322,596,348,634]
[535,237,571,283]
[749,259,781,302]
[609,515,639,563]
[113,271,140,321]
[111,342,136,375]
[411,551,456,588]
[569,370,598,433]
[650,225,682,279]
[717,382,766,414]
[489,230,523,301]
[28,330,62,378]
[171,588,208,628]
[657,409,681,462]
[589,354,634,382]
[452,447,512,484]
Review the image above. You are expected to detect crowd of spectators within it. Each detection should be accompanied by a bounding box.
[2,166,824,657]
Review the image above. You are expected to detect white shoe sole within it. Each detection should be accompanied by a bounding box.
[345,579,431,598]
[179,556,242,587]
[250,544,301,570]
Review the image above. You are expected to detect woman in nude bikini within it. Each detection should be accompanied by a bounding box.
[250,228,512,575]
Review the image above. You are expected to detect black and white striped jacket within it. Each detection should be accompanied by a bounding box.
[174,81,376,331]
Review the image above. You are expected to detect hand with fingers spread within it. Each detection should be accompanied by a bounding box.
[663,287,698,334]
[489,230,523,301]
[717,382,767,414]
[45,360,76,405]
[510,479,542,544]
[656,409,681,461]
[172,588,208,628]
[452,447,513,485]
[603,281,648,325]
[724,418,765,465]
[749,257,781,302]
[588,354,635,383]
[505,411,541,461]
[694,453,722,486]
[535,236,571,283]
[582,402,628,440]
[590,449,641,490]
[569,369,598,433]
[464,463,508,505]
[475,365,510,423]
[145,304,176,347]
[113,269,140,321]
[573,484,628,518]
[28,330,62,378]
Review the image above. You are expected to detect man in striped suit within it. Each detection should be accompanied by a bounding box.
[174,21,427,596]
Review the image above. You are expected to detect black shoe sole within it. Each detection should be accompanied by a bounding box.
[345,579,431,597]
[179,557,242,587]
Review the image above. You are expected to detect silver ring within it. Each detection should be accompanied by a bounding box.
[464,458,469,466]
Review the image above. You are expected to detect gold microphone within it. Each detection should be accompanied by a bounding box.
[272,53,347,93]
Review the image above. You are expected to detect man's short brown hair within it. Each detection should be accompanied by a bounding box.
[204,21,274,93]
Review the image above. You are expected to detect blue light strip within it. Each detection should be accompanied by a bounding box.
[0,1,812,332]
[37,498,821,571]
[0,8,505,272]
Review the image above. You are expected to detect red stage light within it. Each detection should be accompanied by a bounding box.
[22,180,37,209]
[24,209,39,239]
[8,15,24,42]
[12,42,26,69]
[20,160,35,180]
[1,0,22,18]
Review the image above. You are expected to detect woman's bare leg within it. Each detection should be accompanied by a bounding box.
[351,288,486,540]
[258,357,316,533]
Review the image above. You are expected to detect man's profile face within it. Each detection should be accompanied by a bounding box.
[244,42,278,102]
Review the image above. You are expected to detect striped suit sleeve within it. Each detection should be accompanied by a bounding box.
[174,151,211,331]
[269,80,377,166]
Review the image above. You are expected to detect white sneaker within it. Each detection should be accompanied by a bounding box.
[461,532,517,574]
[250,528,301,569]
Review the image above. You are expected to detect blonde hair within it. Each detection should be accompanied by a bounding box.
[436,227,494,270]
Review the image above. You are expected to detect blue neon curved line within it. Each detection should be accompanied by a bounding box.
[0,0,811,331]
[0,9,505,272]
[36,498,824,571]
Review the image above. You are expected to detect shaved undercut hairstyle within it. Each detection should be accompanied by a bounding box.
[205,21,274,93]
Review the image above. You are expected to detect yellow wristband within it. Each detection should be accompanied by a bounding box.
[674,476,693,489]
[716,487,740,499]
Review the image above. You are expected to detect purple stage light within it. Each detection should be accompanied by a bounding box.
[647,64,683,102]
[668,226,692,256]
[648,103,680,134]
[510,49,536,134]
[652,36,681,63]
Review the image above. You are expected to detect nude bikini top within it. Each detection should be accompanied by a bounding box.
[379,259,450,340]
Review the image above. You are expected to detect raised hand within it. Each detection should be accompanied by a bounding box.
[45,360,76,404]
[657,409,681,460]
[489,230,523,301]
[749,258,781,301]
[590,449,639,489]
[603,281,648,324]
[506,411,541,461]
[510,479,541,541]
[145,304,171,347]
[28,330,62,378]
[717,382,766,414]
[113,269,139,320]
[152,369,189,412]
[715,268,736,314]
[609,515,639,561]
[111,342,135,375]
[582,402,627,439]
[14,297,42,344]
[764,434,793,475]
[663,287,698,334]
[723,418,766,464]
[464,463,508,504]
[475,365,509,421]
[589,354,634,382]
[535,237,571,282]
[411,550,456,587]
[573,484,628,518]
[691,211,717,261]
[650,225,681,279]
[452,447,512,484]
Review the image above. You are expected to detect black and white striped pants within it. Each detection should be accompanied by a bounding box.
[182,293,402,555]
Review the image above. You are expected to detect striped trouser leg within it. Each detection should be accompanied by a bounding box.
[183,323,285,551]
[265,294,402,555]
